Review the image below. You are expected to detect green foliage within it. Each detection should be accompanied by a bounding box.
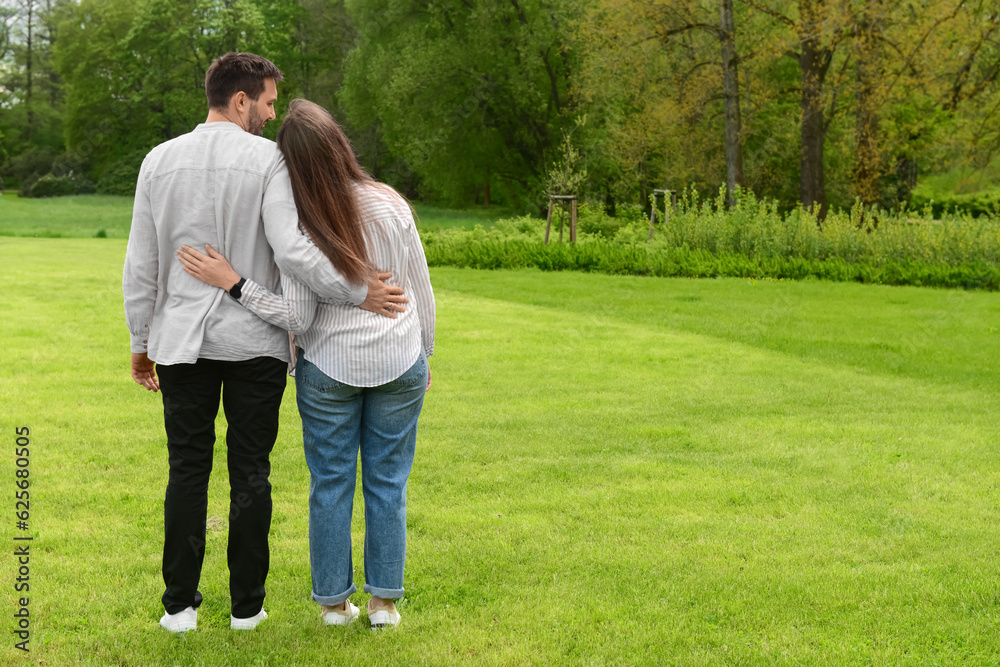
[2,0,997,213]
[8,145,95,197]
[546,119,588,196]
[411,203,515,231]
[95,150,148,196]
[575,202,644,239]
[0,0,65,177]
[422,188,1000,289]
[52,0,290,181]
[572,0,1000,213]
[910,190,1000,219]
[341,0,575,206]
[909,166,1000,218]
[22,172,96,198]
[425,237,1000,289]
[0,128,7,182]
[6,145,59,186]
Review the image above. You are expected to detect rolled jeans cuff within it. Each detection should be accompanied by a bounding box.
[363,583,404,600]
[312,582,357,606]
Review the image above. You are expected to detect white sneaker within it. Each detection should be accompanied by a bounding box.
[231,608,268,630]
[160,606,197,633]
[321,601,360,626]
[366,599,400,630]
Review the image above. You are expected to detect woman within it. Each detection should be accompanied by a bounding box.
[177,99,434,629]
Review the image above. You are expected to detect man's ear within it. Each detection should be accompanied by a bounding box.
[232,91,248,112]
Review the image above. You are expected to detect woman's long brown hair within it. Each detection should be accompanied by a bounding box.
[276,99,373,285]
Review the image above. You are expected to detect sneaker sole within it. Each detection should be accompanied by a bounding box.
[322,602,360,626]
[161,623,196,633]
[322,614,359,626]
[231,609,267,630]
[367,609,400,630]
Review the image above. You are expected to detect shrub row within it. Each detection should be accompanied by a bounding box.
[423,238,1000,290]
[910,188,1000,220]
[19,172,96,198]
[420,189,1000,290]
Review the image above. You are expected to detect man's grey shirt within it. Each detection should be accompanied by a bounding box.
[123,122,366,365]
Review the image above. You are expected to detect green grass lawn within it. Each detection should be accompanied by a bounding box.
[914,156,1000,197]
[1,237,998,665]
[0,193,135,238]
[0,193,509,238]
[411,203,514,231]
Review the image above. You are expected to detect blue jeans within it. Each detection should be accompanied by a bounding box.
[295,350,427,605]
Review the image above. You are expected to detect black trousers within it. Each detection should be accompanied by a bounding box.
[157,356,287,617]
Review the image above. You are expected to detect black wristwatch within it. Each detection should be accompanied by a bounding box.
[228,277,246,300]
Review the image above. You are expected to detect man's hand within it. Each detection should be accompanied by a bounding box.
[359,272,408,319]
[131,352,160,392]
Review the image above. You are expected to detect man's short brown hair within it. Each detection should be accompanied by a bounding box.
[205,52,283,110]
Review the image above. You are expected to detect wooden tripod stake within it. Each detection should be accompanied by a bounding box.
[648,189,677,239]
[545,195,577,244]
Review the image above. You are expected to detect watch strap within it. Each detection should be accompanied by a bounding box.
[228,277,246,299]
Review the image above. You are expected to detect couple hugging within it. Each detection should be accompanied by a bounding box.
[123,52,435,633]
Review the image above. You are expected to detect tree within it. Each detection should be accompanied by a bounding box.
[739,0,860,218]
[891,2,1000,198]
[720,0,744,205]
[844,0,1000,208]
[851,0,883,209]
[573,0,762,207]
[340,0,575,206]
[53,0,284,191]
[0,0,65,186]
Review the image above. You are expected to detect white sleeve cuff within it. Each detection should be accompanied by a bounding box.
[349,282,367,307]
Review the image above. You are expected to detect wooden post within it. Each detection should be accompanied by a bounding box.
[649,189,669,239]
[546,195,578,243]
[570,198,577,242]
[544,199,554,244]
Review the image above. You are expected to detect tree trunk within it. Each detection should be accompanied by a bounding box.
[24,0,33,135]
[483,176,491,206]
[895,151,918,205]
[720,0,744,207]
[45,0,57,108]
[854,4,882,211]
[798,5,828,220]
[604,182,616,216]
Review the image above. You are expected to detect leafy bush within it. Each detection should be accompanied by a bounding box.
[96,151,146,196]
[910,189,1000,219]
[7,146,59,186]
[23,172,97,198]
[11,149,96,197]
[909,166,1000,218]
[576,203,646,239]
[421,187,1000,290]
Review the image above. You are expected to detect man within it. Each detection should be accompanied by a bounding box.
[124,52,405,633]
